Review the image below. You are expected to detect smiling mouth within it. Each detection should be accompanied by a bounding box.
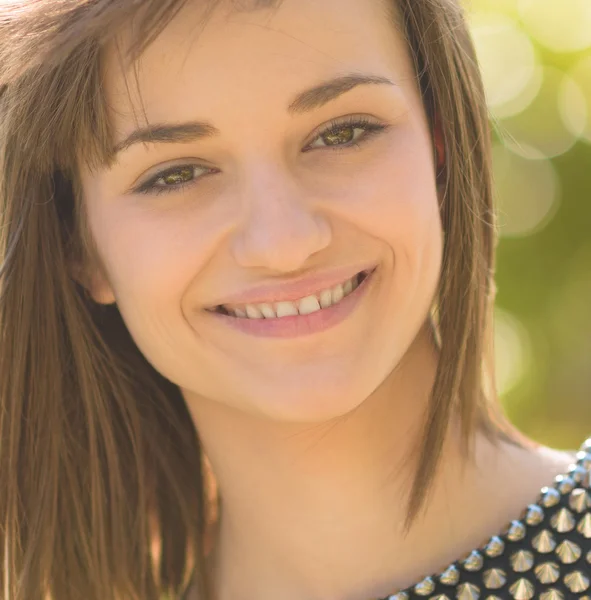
[209,269,373,319]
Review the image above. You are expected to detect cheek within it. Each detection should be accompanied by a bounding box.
[85,202,224,377]
[325,128,443,259]
[85,200,214,315]
[325,128,444,317]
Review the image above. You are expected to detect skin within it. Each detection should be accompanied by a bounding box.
[78,0,577,598]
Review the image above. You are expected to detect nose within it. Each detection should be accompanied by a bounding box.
[231,166,332,272]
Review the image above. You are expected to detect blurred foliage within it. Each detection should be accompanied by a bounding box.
[465,0,591,450]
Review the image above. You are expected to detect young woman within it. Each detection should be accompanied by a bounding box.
[0,0,589,599]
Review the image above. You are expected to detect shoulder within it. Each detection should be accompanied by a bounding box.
[476,432,591,597]
[529,432,590,490]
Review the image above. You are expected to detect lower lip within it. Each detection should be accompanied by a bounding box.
[203,268,378,338]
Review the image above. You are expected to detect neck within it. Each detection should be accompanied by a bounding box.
[184,324,538,600]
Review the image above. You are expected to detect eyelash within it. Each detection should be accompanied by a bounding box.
[133,116,389,196]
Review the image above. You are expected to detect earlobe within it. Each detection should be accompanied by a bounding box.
[70,260,116,305]
[88,276,117,305]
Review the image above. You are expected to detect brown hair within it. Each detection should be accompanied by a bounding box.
[0,0,534,598]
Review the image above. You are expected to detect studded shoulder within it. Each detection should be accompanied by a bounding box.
[383,432,591,600]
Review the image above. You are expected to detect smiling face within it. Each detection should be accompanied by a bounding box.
[78,0,444,422]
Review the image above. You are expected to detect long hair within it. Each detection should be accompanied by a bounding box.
[0,0,534,598]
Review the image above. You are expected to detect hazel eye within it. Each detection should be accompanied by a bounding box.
[158,166,195,186]
[309,125,365,148]
[135,164,214,196]
[305,117,388,152]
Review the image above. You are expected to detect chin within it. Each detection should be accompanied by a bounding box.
[243,384,369,424]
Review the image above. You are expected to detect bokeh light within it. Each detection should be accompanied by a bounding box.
[558,72,588,144]
[518,0,591,53]
[466,0,591,449]
[491,142,560,237]
[494,307,532,396]
[499,67,583,158]
[564,55,591,144]
[470,12,541,119]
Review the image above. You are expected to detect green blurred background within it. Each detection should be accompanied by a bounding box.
[465,0,591,450]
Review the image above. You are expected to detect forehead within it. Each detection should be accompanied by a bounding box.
[103,0,411,128]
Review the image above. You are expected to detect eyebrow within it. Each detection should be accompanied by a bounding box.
[112,73,395,155]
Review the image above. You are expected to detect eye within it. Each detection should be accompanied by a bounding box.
[305,116,389,152]
[134,164,215,196]
[132,116,389,196]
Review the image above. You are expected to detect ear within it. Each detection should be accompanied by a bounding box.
[70,259,116,305]
[433,109,446,172]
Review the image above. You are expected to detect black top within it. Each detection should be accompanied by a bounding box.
[183,433,591,600]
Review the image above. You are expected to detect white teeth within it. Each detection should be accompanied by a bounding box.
[298,295,321,315]
[221,272,366,319]
[258,303,276,319]
[275,301,299,318]
[245,305,263,319]
[331,282,344,304]
[343,278,353,296]
[319,289,333,308]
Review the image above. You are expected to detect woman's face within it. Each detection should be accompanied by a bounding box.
[79,0,444,422]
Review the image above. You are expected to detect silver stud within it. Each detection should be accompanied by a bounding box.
[587,549,591,563]
[539,590,564,600]
[555,474,575,494]
[482,568,506,589]
[456,582,480,599]
[556,539,582,564]
[483,536,504,558]
[582,437,591,453]
[531,529,556,553]
[534,561,560,584]
[430,595,451,600]
[413,576,435,596]
[387,593,409,600]
[569,464,588,484]
[462,550,484,572]
[510,549,534,573]
[550,507,575,532]
[509,577,534,599]
[504,520,526,542]
[576,450,591,471]
[569,488,591,513]
[540,487,561,508]
[522,504,544,526]
[439,564,460,586]
[577,512,591,538]
[564,569,590,593]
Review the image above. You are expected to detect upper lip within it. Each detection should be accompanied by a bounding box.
[206,264,378,308]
